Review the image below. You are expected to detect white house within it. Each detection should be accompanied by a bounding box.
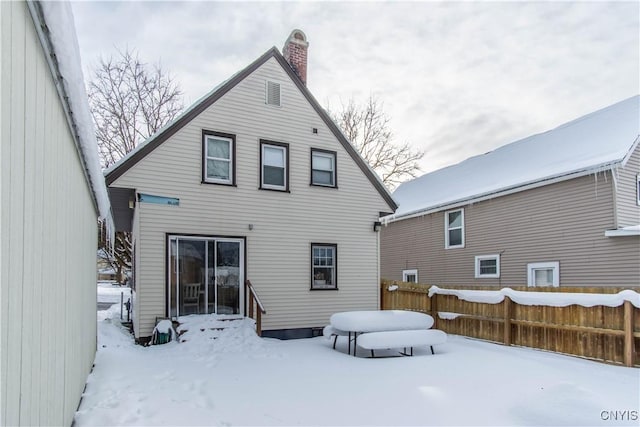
[105,30,397,342]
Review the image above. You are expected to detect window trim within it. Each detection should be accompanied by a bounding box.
[474,255,500,278]
[310,243,338,290]
[445,208,465,249]
[636,173,640,206]
[259,140,289,192]
[310,148,337,188]
[402,269,418,283]
[202,130,236,186]
[527,261,560,287]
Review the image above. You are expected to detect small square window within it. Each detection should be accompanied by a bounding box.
[311,244,337,290]
[311,149,336,187]
[260,140,289,191]
[402,269,418,283]
[445,208,464,248]
[203,131,235,185]
[475,255,500,278]
[527,262,560,287]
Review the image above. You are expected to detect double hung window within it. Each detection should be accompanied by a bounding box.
[260,141,289,191]
[445,208,464,248]
[203,132,235,185]
[311,149,336,187]
[311,244,337,289]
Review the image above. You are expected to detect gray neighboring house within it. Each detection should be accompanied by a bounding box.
[105,30,397,342]
[381,96,639,288]
[1,1,112,425]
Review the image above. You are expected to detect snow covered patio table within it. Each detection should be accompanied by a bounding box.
[329,310,435,356]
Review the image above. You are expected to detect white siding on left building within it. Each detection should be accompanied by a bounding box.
[1,2,109,425]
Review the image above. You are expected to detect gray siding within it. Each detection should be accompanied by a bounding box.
[616,143,640,227]
[1,2,98,425]
[112,57,390,338]
[381,173,640,287]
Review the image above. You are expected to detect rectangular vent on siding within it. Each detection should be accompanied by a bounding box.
[266,81,281,106]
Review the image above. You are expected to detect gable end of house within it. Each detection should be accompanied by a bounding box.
[105,46,397,212]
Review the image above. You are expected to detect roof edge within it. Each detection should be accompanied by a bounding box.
[383,160,622,223]
[104,44,397,212]
[270,51,398,211]
[105,47,281,185]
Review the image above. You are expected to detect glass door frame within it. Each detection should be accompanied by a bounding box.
[166,234,246,318]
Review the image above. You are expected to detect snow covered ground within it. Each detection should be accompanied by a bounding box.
[76,303,639,426]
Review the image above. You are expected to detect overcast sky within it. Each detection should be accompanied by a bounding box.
[72,1,639,176]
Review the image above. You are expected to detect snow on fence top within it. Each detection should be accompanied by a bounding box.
[428,286,640,309]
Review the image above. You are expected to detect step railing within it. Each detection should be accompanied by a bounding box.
[245,279,267,336]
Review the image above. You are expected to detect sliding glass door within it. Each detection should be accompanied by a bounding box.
[168,235,244,318]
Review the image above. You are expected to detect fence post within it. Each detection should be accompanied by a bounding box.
[503,296,512,346]
[380,281,385,310]
[431,293,438,330]
[624,300,634,367]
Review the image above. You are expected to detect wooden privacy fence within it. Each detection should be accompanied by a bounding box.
[381,280,640,367]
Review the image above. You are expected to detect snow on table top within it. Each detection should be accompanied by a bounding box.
[386,95,640,220]
[428,286,640,308]
[330,310,434,332]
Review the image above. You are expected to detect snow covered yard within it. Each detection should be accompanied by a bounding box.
[75,309,639,426]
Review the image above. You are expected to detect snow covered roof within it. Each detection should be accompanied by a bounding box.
[32,2,113,233]
[386,95,640,222]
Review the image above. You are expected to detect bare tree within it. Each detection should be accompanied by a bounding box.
[88,48,183,168]
[330,95,424,189]
[89,48,183,283]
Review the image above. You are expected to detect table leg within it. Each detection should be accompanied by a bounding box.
[354,333,358,357]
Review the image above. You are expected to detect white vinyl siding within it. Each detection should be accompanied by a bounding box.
[1,3,98,425]
[111,57,390,337]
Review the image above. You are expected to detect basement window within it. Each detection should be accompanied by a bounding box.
[402,269,418,283]
[527,262,560,287]
[475,255,500,278]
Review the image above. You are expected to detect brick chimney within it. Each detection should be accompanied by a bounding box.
[283,29,309,85]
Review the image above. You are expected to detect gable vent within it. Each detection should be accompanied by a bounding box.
[266,80,281,106]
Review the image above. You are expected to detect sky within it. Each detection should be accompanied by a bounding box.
[71,1,640,176]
